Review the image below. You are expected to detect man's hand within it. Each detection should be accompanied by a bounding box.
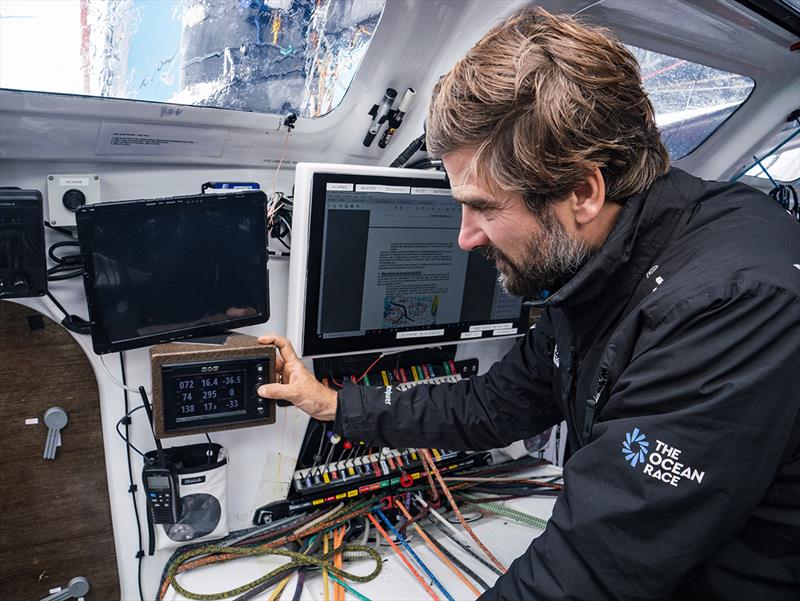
[256,334,338,421]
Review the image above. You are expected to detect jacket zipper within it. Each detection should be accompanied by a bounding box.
[567,344,584,447]
[582,367,609,443]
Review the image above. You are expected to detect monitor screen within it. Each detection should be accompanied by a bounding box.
[287,164,526,358]
[76,191,269,354]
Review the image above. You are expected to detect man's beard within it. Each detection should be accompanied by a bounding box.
[481,208,594,298]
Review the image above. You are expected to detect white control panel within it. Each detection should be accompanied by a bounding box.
[45,173,102,227]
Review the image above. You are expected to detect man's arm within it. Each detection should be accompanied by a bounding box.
[258,311,562,451]
[485,282,800,600]
[334,311,561,450]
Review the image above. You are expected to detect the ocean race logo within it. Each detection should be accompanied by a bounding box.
[622,428,649,467]
[622,428,705,487]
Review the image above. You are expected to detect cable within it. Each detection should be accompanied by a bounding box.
[421,510,503,577]
[98,353,149,394]
[115,406,147,457]
[44,221,75,237]
[366,512,440,601]
[120,354,146,601]
[46,239,84,280]
[420,449,507,573]
[389,132,426,168]
[44,290,92,334]
[418,522,490,591]
[355,353,384,383]
[394,499,482,596]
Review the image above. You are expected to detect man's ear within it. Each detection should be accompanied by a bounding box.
[571,167,606,225]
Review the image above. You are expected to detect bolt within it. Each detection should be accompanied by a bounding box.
[93,175,99,180]
[48,175,54,181]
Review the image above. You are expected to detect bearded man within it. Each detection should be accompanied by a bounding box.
[258,7,800,600]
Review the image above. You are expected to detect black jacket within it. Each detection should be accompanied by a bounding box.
[334,168,800,600]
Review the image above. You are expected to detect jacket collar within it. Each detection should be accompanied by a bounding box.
[540,168,693,351]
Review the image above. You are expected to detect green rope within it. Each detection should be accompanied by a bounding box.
[167,543,382,601]
[457,493,550,530]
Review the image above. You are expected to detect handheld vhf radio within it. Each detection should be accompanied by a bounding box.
[139,388,182,524]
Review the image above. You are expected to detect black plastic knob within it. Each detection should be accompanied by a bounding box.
[62,189,87,212]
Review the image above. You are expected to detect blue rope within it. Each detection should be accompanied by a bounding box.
[752,155,779,187]
[374,508,455,601]
[730,122,800,182]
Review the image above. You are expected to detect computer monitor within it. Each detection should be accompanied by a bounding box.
[287,163,526,358]
[76,191,270,354]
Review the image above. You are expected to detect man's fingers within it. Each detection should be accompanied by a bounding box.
[258,383,293,401]
[257,333,300,364]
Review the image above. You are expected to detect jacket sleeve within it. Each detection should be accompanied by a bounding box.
[484,282,800,601]
[333,311,562,451]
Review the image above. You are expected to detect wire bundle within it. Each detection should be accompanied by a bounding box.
[46,238,84,280]
[156,456,561,601]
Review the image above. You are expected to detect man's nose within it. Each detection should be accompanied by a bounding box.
[457,206,489,251]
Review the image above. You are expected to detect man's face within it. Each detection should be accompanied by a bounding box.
[443,148,593,297]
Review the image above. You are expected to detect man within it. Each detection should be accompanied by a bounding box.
[258,7,800,600]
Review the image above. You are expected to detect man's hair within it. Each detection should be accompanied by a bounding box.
[426,6,670,210]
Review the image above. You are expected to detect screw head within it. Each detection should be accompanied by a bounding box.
[48,175,54,181]
[93,175,99,180]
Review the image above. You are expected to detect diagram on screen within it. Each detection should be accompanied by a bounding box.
[383,295,440,326]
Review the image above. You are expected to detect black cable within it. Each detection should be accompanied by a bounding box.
[115,406,147,457]
[46,290,71,319]
[45,288,91,334]
[389,132,426,168]
[44,221,75,237]
[46,239,84,280]
[120,354,147,601]
[425,515,503,576]
[419,522,490,591]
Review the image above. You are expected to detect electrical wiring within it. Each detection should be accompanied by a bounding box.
[423,513,503,578]
[46,239,83,280]
[366,512,440,601]
[98,352,151,394]
[159,500,379,601]
[120,354,146,601]
[115,405,147,457]
[375,508,455,601]
[420,449,507,573]
[355,353,384,383]
[394,499,483,597]
[417,522,490,592]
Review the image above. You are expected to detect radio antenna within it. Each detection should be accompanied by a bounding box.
[139,386,166,466]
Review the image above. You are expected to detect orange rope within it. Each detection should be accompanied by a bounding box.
[420,449,507,573]
[394,499,482,597]
[366,513,440,601]
[333,526,345,601]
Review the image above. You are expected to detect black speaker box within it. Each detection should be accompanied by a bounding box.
[0,189,47,298]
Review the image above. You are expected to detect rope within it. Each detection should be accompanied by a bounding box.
[394,499,482,597]
[420,449,507,573]
[167,544,382,601]
[457,493,550,530]
[375,508,455,601]
[418,522,490,592]
[367,513,440,600]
